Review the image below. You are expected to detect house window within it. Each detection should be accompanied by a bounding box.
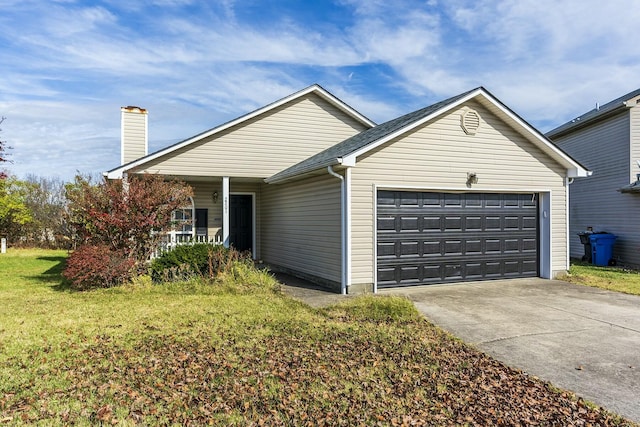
[172,208,193,237]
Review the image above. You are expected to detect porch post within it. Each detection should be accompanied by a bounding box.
[222,177,230,248]
[189,196,196,240]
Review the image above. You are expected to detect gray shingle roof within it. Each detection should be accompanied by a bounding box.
[619,179,640,193]
[547,88,640,139]
[266,87,481,183]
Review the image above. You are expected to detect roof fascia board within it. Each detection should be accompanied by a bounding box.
[106,169,124,179]
[547,91,640,139]
[479,93,589,177]
[312,86,376,128]
[106,84,375,179]
[547,106,629,139]
[264,158,342,184]
[342,88,588,177]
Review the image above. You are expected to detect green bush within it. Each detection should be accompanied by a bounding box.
[150,244,246,282]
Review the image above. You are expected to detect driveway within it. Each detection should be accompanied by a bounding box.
[383,279,640,423]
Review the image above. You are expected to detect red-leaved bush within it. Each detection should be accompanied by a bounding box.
[65,174,192,275]
[63,244,136,290]
[63,174,192,289]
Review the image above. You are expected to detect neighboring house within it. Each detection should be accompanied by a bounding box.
[547,89,640,268]
[107,85,588,293]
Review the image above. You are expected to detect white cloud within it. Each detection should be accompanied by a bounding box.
[332,88,400,124]
[2,0,640,179]
[339,0,640,125]
[46,5,117,37]
[454,0,640,62]
[150,0,195,6]
[349,15,440,65]
[0,100,121,179]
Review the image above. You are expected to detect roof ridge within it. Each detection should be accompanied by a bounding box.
[266,87,482,183]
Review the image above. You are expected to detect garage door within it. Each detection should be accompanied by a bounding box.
[377,191,538,288]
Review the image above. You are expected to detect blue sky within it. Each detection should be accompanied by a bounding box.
[2,0,640,180]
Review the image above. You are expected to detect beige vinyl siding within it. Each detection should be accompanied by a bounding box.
[261,174,342,288]
[554,110,640,267]
[137,94,368,178]
[190,180,223,242]
[121,109,147,164]
[350,100,568,288]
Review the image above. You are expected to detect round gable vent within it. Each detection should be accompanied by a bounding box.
[461,110,480,135]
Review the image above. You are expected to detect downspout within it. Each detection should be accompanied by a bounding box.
[344,167,352,292]
[327,166,347,295]
[565,177,571,271]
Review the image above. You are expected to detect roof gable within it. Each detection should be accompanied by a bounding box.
[106,84,376,179]
[266,87,589,183]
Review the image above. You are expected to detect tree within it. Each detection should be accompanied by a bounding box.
[65,174,193,268]
[22,175,69,248]
[0,117,10,179]
[0,176,34,243]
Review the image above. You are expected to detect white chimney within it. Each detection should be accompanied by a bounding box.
[121,106,148,165]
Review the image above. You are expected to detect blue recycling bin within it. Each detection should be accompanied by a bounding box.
[589,233,617,266]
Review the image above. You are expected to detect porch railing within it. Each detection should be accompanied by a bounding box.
[153,234,222,258]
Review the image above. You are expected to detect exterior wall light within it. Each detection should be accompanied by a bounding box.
[212,191,219,203]
[466,172,478,187]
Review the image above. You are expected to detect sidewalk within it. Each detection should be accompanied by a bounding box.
[275,272,351,308]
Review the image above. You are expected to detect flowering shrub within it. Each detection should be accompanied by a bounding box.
[63,244,136,290]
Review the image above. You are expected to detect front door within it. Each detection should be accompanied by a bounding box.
[230,194,253,253]
[195,208,208,238]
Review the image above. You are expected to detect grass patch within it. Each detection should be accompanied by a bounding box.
[559,261,640,295]
[0,249,636,425]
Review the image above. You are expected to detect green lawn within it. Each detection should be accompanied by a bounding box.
[559,262,640,295]
[0,249,635,426]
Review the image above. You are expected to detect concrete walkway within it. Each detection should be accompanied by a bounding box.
[275,272,354,308]
[384,279,640,423]
[279,276,640,422]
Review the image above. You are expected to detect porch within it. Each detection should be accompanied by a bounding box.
[165,176,261,259]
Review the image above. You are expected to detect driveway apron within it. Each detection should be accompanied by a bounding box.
[384,279,640,423]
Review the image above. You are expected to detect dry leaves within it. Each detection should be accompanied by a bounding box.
[1,317,634,426]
